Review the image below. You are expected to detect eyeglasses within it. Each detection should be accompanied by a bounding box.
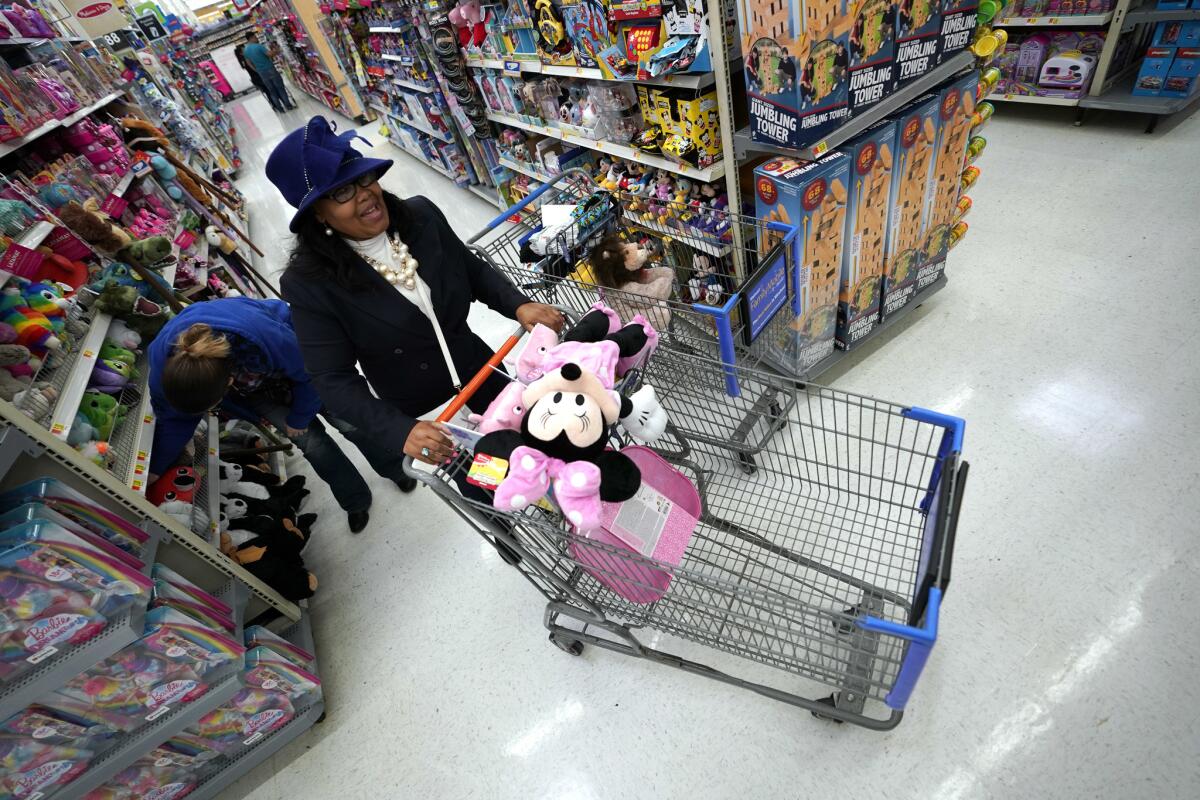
[326,171,379,204]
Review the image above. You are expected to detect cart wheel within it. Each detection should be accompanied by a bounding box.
[549,633,584,656]
[315,712,327,724]
[737,453,758,475]
[769,401,784,421]
[811,694,844,724]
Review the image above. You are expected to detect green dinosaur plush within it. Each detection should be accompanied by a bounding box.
[94,282,172,343]
[116,236,173,269]
[78,389,127,439]
[99,341,137,367]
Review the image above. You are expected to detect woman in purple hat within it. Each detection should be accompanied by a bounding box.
[265,117,562,520]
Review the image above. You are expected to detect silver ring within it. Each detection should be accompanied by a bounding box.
[421,447,431,458]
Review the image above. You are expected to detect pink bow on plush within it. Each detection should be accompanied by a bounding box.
[493,446,602,531]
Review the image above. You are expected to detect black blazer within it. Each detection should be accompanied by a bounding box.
[280,195,529,455]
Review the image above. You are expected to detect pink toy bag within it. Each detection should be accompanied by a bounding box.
[568,446,699,604]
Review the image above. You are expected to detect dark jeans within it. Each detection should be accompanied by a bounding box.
[241,392,409,514]
[258,66,291,110]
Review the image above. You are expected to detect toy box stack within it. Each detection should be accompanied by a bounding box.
[1133,22,1200,98]
[754,152,851,371]
[895,0,943,85]
[835,120,895,348]
[738,0,858,149]
[848,1,900,116]
[882,93,939,317]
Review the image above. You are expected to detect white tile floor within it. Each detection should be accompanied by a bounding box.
[221,88,1200,799]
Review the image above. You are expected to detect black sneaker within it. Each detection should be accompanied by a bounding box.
[348,510,369,533]
[394,475,417,493]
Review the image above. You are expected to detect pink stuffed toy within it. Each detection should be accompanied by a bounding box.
[467,380,526,434]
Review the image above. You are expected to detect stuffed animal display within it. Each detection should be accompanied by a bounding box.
[93,282,171,342]
[473,304,669,532]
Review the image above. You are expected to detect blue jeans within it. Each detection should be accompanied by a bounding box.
[242,393,408,514]
[258,66,292,110]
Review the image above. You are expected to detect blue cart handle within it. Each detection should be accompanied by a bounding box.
[479,167,598,231]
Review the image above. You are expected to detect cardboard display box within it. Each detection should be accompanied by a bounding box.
[882,93,939,317]
[754,152,851,372]
[895,0,942,85]
[835,119,896,348]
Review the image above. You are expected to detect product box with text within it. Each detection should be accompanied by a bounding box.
[895,0,943,85]
[937,0,979,66]
[754,152,851,372]
[882,93,939,317]
[848,0,899,115]
[739,0,855,150]
[835,119,896,348]
[917,71,979,292]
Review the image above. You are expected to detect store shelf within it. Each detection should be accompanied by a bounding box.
[733,51,975,163]
[993,93,1082,106]
[122,381,156,494]
[995,12,1114,26]
[486,111,727,181]
[394,77,435,93]
[0,92,126,157]
[1125,8,1200,23]
[388,134,457,180]
[56,649,243,798]
[464,56,715,89]
[623,210,733,257]
[111,168,137,198]
[468,183,503,209]
[47,311,112,442]
[1079,73,1200,114]
[373,103,455,143]
[0,219,56,284]
[0,603,143,722]
[498,155,552,183]
[205,414,221,548]
[802,275,948,382]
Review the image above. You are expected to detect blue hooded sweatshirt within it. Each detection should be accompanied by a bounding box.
[148,298,322,476]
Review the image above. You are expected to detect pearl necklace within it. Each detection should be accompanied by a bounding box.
[359,233,418,290]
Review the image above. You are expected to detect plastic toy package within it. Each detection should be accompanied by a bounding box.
[243,626,316,670]
[0,503,143,574]
[0,521,152,683]
[0,478,150,558]
[0,737,92,800]
[39,608,243,733]
[181,646,321,756]
[150,564,233,619]
[80,745,207,800]
[150,580,234,634]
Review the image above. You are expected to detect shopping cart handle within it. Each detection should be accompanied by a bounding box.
[438,327,524,423]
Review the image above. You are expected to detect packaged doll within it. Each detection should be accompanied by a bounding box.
[588,233,674,332]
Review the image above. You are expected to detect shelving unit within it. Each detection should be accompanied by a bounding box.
[0,92,128,157]
[995,12,1116,26]
[463,55,716,89]
[993,93,1082,105]
[487,110,727,182]
[1124,7,1200,23]
[373,102,455,143]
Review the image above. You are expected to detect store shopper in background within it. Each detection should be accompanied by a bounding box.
[264,116,563,483]
[242,32,294,112]
[235,43,281,112]
[147,297,416,534]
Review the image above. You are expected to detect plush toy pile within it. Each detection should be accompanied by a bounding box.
[472,303,669,533]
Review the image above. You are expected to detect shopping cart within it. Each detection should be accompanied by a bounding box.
[406,324,968,730]
[467,168,799,397]
[468,169,802,471]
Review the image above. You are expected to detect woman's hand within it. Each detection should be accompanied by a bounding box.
[405,421,456,464]
[516,302,565,333]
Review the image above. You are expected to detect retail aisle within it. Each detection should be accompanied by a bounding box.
[224,87,1200,800]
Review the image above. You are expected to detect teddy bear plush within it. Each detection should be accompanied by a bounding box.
[57,201,130,253]
[587,233,675,333]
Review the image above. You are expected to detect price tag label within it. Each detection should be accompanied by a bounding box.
[812,140,829,156]
[145,705,171,722]
[1027,17,1039,24]
[26,645,58,664]
[243,732,265,746]
[100,193,128,217]
[503,60,521,77]
[130,160,151,178]
[135,13,168,41]
[50,423,65,436]
[46,226,92,259]
[0,242,45,279]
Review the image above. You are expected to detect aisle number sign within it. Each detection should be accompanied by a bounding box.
[62,0,128,39]
[135,13,168,41]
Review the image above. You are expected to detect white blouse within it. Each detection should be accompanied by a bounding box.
[345,232,462,388]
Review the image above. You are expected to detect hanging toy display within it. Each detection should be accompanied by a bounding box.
[428,1,492,140]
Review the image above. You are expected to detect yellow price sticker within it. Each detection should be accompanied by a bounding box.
[132,480,142,490]
[82,349,94,358]
[812,140,829,156]
[51,422,65,434]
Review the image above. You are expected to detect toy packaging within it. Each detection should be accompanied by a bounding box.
[1134,47,1178,96]
[1152,21,1200,49]
[848,0,899,115]
[994,30,1104,99]
[739,0,855,149]
[1163,47,1200,97]
[937,0,979,66]
[754,152,851,371]
[895,0,942,85]
[80,745,205,800]
[882,93,939,317]
[836,119,896,348]
[0,738,93,800]
[0,503,143,573]
[0,478,151,558]
[915,72,978,292]
[244,625,316,670]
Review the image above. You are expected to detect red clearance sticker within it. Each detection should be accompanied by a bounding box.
[755,176,778,205]
[856,142,877,175]
[801,178,826,212]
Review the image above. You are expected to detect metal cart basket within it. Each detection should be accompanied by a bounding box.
[408,325,968,729]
